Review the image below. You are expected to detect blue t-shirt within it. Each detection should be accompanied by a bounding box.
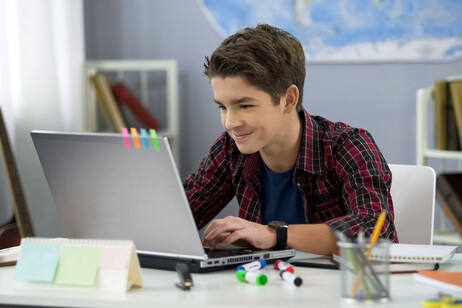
[260,163,306,225]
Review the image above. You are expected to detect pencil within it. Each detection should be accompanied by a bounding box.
[366,211,387,258]
[351,210,387,297]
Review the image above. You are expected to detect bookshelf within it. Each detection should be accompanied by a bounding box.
[416,77,462,249]
[416,76,462,166]
[83,59,180,166]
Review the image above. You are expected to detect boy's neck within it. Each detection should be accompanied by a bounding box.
[259,112,302,173]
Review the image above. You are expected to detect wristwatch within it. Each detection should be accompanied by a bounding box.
[268,221,288,250]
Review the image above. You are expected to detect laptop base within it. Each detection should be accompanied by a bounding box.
[138,253,292,273]
[138,253,233,273]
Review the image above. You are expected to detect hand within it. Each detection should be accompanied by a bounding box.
[202,216,277,250]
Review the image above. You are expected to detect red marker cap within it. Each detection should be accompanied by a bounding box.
[273,260,295,273]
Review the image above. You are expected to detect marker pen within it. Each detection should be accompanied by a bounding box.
[280,269,303,287]
[236,270,268,286]
[236,259,266,271]
[273,260,294,273]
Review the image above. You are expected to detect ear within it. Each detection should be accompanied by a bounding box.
[282,85,299,114]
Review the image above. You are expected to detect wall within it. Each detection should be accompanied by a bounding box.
[84,0,462,227]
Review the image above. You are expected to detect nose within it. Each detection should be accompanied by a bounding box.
[222,110,242,131]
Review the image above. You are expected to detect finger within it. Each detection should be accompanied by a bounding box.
[221,230,247,248]
[204,232,230,249]
[204,219,237,241]
[202,236,216,250]
[202,219,222,240]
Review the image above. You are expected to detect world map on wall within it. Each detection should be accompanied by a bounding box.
[199,0,462,62]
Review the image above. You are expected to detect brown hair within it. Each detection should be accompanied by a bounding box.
[204,24,305,112]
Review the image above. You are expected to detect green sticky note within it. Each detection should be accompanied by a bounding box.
[54,246,101,287]
[14,243,61,282]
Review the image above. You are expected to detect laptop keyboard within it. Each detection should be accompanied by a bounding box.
[205,247,256,258]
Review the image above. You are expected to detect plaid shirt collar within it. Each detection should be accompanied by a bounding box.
[234,108,326,181]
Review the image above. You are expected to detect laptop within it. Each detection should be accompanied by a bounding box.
[30,130,296,273]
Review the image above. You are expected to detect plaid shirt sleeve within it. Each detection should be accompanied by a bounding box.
[324,127,397,242]
[183,133,236,229]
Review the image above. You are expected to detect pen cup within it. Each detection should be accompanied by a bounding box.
[338,240,390,303]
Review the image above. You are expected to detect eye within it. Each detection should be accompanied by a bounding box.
[218,105,226,111]
[240,105,253,109]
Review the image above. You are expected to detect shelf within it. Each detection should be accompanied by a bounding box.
[424,149,462,160]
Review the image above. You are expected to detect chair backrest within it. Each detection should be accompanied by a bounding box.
[388,164,435,245]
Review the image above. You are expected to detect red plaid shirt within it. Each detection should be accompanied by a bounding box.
[184,109,398,242]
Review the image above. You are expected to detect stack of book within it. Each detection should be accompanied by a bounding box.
[434,80,462,151]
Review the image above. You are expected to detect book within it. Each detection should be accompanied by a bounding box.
[290,255,339,270]
[436,173,462,236]
[111,82,162,131]
[90,75,127,133]
[14,237,143,292]
[433,81,461,151]
[450,81,462,149]
[413,270,462,294]
[0,245,21,267]
[434,81,448,150]
[332,253,438,274]
[370,244,457,263]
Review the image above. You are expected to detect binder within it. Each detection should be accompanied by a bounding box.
[14,238,143,292]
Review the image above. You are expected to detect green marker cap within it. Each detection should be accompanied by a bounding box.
[236,270,246,282]
[256,274,268,286]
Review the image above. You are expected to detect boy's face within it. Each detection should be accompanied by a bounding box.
[211,76,288,155]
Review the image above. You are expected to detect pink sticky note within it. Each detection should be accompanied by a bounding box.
[98,246,131,269]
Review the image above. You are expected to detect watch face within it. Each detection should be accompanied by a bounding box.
[269,221,288,228]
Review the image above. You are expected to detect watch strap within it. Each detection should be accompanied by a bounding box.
[269,221,288,250]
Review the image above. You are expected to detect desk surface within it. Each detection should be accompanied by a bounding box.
[0,253,461,308]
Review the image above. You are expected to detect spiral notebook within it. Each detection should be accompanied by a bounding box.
[370,244,457,263]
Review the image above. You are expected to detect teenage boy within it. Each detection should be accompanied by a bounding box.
[184,24,397,255]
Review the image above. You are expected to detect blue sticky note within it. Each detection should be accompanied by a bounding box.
[14,243,61,282]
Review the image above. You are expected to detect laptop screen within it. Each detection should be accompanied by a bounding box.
[31,131,205,259]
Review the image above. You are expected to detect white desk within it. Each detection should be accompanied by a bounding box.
[0,254,461,308]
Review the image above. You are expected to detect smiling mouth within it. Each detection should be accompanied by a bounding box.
[232,132,252,141]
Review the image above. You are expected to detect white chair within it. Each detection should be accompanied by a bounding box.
[388,164,436,245]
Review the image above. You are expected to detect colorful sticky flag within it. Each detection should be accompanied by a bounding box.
[122,128,130,149]
[150,129,159,151]
[140,128,150,149]
[130,127,140,149]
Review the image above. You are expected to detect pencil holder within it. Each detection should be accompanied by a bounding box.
[338,240,390,303]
